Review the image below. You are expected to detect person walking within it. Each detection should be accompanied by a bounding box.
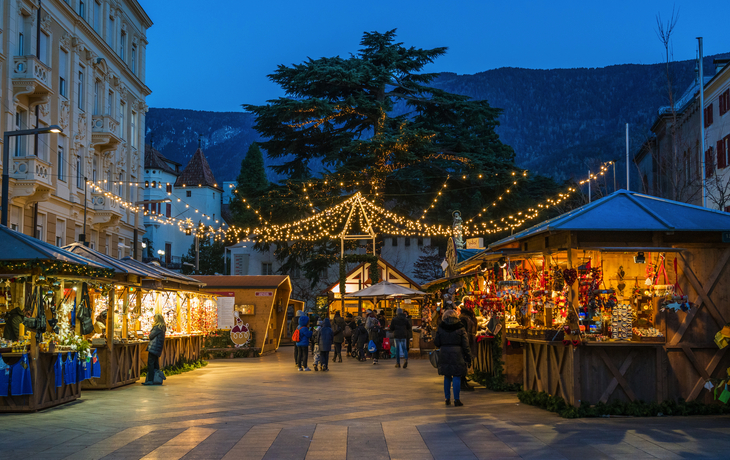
[318,318,334,371]
[345,313,356,356]
[143,314,166,386]
[352,318,368,361]
[459,307,478,392]
[365,309,379,331]
[389,308,411,368]
[295,315,313,371]
[433,309,472,406]
[332,311,346,363]
[368,318,385,365]
[292,311,303,367]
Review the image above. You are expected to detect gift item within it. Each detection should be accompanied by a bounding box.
[611,303,633,340]
[92,350,101,378]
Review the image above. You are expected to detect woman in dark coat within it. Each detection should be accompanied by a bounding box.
[318,318,334,371]
[352,318,369,361]
[144,314,166,385]
[332,311,346,363]
[433,309,472,406]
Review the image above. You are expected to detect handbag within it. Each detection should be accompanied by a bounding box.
[429,349,440,369]
[382,337,391,350]
[153,369,166,385]
[368,340,377,353]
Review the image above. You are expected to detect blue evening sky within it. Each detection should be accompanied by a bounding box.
[139,0,729,112]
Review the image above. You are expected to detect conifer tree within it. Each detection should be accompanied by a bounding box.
[230,143,269,227]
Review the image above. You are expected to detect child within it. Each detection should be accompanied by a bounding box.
[368,319,385,365]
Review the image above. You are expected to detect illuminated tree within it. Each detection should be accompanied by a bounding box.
[230,143,269,227]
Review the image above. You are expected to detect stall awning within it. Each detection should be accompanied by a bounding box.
[191,275,288,289]
[489,189,730,250]
[63,243,159,278]
[121,258,204,288]
[0,225,114,272]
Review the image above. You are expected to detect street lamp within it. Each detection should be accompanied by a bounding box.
[157,249,166,268]
[2,125,63,226]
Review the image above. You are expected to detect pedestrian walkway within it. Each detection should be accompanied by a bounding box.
[0,347,728,459]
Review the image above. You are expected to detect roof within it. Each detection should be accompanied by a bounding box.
[174,148,221,190]
[323,256,422,293]
[489,189,730,250]
[0,225,114,270]
[456,248,481,263]
[192,275,289,289]
[63,243,159,278]
[144,144,179,175]
[121,257,204,287]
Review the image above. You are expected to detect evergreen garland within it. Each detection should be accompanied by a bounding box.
[469,330,522,392]
[339,254,380,295]
[0,259,115,279]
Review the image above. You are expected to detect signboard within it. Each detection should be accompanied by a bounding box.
[214,292,235,330]
[466,238,484,249]
[255,291,273,297]
[723,231,730,243]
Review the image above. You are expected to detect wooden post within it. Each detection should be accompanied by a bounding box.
[107,289,115,351]
[135,290,142,332]
[176,293,182,333]
[186,295,192,334]
[122,287,129,339]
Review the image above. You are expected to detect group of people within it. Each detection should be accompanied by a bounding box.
[292,307,413,371]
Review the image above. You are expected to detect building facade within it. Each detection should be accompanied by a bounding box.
[143,145,224,269]
[1,0,151,256]
[703,60,730,212]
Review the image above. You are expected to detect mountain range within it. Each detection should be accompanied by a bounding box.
[144,53,729,186]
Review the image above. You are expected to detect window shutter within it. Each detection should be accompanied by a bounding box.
[718,140,726,169]
[166,183,172,193]
[709,103,714,125]
[166,203,171,217]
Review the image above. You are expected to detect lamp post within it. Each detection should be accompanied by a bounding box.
[2,125,63,227]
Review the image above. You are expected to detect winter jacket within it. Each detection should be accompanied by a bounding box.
[365,314,379,331]
[368,324,385,350]
[2,307,24,341]
[148,325,166,357]
[332,315,346,343]
[295,315,313,346]
[353,324,369,347]
[433,316,472,377]
[389,313,411,340]
[318,318,334,352]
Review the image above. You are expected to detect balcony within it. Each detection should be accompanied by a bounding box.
[8,156,54,207]
[91,191,123,230]
[91,115,122,153]
[12,56,53,105]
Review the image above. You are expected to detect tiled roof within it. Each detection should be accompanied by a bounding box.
[144,145,179,175]
[174,148,221,190]
[192,275,289,289]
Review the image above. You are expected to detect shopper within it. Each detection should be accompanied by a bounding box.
[368,318,385,365]
[318,318,334,371]
[143,314,166,386]
[389,308,411,368]
[292,311,303,367]
[352,318,369,361]
[433,309,472,406]
[365,309,379,331]
[332,311,346,363]
[344,313,356,356]
[377,310,387,329]
[312,321,322,371]
[295,315,313,371]
[459,307,478,392]
[2,307,24,341]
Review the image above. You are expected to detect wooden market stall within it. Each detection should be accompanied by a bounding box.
[473,190,730,406]
[122,259,212,368]
[64,244,161,390]
[0,226,116,412]
[192,275,292,355]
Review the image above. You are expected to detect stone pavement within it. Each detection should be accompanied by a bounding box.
[1,347,729,459]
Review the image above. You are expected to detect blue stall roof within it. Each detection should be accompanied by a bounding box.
[489,190,730,249]
[63,243,159,278]
[0,225,113,270]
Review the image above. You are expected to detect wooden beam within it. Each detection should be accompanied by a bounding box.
[597,348,637,403]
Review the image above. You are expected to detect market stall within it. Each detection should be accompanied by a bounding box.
[468,190,730,406]
[64,244,159,390]
[192,275,292,355]
[122,259,213,368]
[0,226,115,412]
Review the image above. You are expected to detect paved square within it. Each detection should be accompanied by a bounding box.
[0,347,728,459]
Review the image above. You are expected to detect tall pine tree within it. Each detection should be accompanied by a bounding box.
[230,143,269,228]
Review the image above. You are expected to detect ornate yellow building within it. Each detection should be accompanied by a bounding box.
[1,0,151,257]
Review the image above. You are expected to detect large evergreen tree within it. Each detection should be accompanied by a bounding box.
[181,237,225,275]
[229,143,269,227]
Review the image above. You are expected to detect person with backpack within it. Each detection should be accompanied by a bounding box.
[389,307,411,369]
[143,314,166,386]
[331,311,346,363]
[292,311,304,367]
[352,318,369,361]
[433,309,472,406]
[293,315,313,371]
[317,318,334,371]
[344,313,356,356]
[368,319,385,365]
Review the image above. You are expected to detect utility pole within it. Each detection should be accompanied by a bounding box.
[698,37,707,208]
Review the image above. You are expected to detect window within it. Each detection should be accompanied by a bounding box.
[120,30,126,59]
[39,32,49,65]
[262,262,273,275]
[78,1,85,19]
[107,15,114,45]
[36,214,45,241]
[76,154,83,189]
[17,32,24,56]
[92,157,97,183]
[118,238,123,259]
[166,183,172,193]
[144,180,149,188]
[719,89,730,117]
[93,1,102,32]
[131,111,137,147]
[57,146,65,181]
[107,90,114,116]
[719,135,730,170]
[93,80,100,115]
[14,109,28,156]
[106,170,111,190]
[166,203,171,217]
[706,147,715,179]
[151,181,156,188]
[405,237,411,247]
[119,101,126,137]
[59,49,68,97]
[78,70,84,109]
[392,237,397,246]
[56,220,65,247]
[705,104,714,127]
[418,237,424,246]
[131,45,137,73]
[186,190,192,197]
[118,173,123,196]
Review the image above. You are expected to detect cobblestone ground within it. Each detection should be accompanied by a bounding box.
[0,347,728,459]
